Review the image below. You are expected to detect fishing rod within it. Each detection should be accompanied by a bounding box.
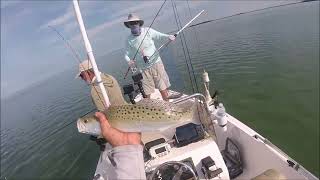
[163,1,305,32]
[73,0,111,108]
[123,9,205,79]
[48,25,107,110]
[24,107,97,155]
[48,26,82,63]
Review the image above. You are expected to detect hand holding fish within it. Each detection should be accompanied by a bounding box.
[95,112,141,147]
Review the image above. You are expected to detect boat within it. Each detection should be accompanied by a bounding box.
[91,83,317,180]
[71,1,318,179]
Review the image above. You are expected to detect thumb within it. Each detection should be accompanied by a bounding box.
[95,112,106,122]
[95,112,111,129]
[95,112,110,126]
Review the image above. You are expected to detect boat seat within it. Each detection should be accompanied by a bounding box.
[222,138,243,179]
[251,169,286,180]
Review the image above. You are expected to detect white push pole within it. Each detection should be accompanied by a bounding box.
[175,10,204,35]
[148,10,205,60]
[72,0,110,109]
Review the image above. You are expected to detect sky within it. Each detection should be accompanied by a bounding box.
[0,0,292,99]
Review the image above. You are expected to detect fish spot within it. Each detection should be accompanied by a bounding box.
[131,107,133,110]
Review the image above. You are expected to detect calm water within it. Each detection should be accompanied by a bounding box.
[1,2,319,179]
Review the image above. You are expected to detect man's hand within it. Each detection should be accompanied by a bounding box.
[128,60,136,68]
[169,35,176,41]
[95,112,141,147]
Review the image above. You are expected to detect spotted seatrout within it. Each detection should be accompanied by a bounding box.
[77,99,195,136]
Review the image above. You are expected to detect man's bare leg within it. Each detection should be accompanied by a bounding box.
[160,89,169,101]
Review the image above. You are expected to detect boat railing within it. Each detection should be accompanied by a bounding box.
[172,93,211,115]
[172,93,218,140]
[253,134,318,180]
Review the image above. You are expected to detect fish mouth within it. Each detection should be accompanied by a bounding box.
[77,119,87,134]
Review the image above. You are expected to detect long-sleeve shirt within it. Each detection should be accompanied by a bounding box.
[91,73,128,111]
[124,27,170,70]
[95,144,146,180]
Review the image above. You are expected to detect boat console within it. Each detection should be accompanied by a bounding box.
[143,123,229,180]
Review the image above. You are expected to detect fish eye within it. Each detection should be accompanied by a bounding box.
[84,119,88,123]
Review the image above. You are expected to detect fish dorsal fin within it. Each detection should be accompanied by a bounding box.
[136,99,193,113]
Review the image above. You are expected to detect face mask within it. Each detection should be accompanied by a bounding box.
[130,25,141,36]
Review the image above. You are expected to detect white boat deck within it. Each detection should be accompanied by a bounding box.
[93,89,317,180]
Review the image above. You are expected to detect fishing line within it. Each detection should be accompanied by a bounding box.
[173,1,199,94]
[24,108,96,152]
[175,0,199,92]
[172,1,204,125]
[171,0,195,93]
[48,26,107,110]
[175,1,199,92]
[164,1,305,35]
[186,0,201,67]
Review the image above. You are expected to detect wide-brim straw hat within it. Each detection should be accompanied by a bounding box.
[124,14,144,28]
[75,59,93,78]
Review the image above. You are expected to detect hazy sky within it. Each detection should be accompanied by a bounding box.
[1,0,291,98]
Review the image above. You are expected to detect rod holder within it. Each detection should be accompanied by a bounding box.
[123,84,136,104]
[132,73,147,98]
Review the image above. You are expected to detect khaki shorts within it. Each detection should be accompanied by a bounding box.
[142,62,171,95]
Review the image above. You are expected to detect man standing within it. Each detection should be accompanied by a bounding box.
[124,14,175,101]
[77,60,127,111]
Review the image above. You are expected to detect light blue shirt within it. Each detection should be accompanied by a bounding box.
[124,27,169,70]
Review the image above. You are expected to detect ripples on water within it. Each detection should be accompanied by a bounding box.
[1,74,100,179]
[1,1,319,179]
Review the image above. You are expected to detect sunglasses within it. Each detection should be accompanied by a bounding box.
[128,21,139,26]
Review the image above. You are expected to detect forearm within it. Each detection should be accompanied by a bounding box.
[151,28,169,41]
[125,41,133,62]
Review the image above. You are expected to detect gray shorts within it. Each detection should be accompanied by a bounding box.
[142,62,171,95]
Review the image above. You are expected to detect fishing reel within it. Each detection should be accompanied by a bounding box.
[123,72,147,104]
[143,56,150,64]
[132,73,147,98]
[123,84,136,104]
